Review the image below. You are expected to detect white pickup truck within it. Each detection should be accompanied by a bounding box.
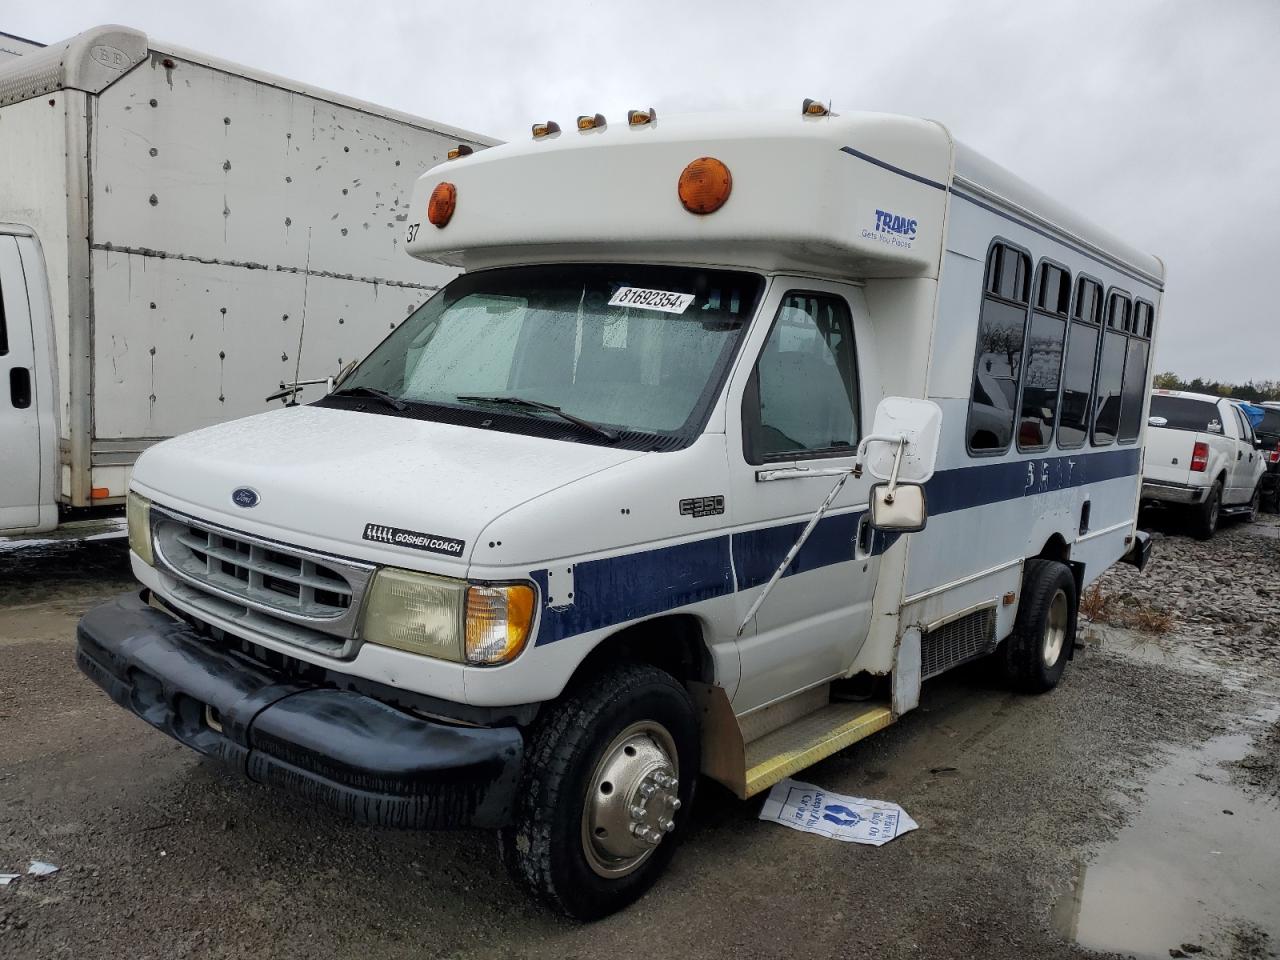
[1142,389,1265,537]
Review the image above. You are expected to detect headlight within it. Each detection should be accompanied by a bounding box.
[360,568,536,666]
[127,491,153,566]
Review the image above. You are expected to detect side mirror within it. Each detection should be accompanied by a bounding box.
[869,482,927,533]
[332,359,359,390]
[1147,415,1168,428]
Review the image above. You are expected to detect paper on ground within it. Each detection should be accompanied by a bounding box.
[27,861,59,877]
[758,778,918,845]
[0,874,18,885]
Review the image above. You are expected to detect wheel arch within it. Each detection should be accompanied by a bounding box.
[564,613,717,695]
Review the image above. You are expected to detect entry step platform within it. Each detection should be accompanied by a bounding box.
[743,701,893,798]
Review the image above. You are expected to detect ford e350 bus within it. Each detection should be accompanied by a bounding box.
[76,104,1160,918]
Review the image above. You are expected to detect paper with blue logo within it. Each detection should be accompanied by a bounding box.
[759,778,918,845]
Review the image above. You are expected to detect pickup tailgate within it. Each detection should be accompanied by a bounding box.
[1145,426,1196,487]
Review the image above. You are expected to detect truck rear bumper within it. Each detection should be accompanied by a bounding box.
[1141,480,1206,505]
[76,592,523,829]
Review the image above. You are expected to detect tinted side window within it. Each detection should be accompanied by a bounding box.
[1257,409,1280,441]
[1056,277,1103,449]
[1092,329,1126,445]
[1017,262,1070,451]
[744,293,859,461]
[1116,338,1150,441]
[967,243,1031,452]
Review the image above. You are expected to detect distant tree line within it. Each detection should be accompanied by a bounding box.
[1152,372,1280,402]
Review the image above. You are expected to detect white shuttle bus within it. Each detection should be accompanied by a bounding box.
[78,105,1161,918]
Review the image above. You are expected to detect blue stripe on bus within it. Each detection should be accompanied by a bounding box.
[531,447,1141,645]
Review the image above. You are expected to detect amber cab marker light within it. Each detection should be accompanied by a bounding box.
[427,182,456,228]
[678,157,732,215]
[90,486,111,499]
[576,113,606,131]
[627,107,656,126]
[531,120,561,139]
[446,144,473,160]
[802,98,830,117]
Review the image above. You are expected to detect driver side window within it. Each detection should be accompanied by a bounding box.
[743,292,859,463]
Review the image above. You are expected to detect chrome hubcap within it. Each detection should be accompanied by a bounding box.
[1043,588,1069,667]
[581,721,680,878]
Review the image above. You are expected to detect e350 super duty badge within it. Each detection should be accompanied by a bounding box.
[679,495,725,518]
[363,523,465,557]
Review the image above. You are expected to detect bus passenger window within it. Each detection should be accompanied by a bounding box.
[1017,262,1070,451]
[967,242,1031,452]
[1092,323,1128,445]
[1056,277,1103,449]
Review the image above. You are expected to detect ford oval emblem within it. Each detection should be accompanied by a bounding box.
[231,487,260,508]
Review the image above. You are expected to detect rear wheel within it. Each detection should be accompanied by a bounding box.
[998,559,1077,694]
[499,663,699,920]
[1191,481,1222,540]
[1243,483,1261,524]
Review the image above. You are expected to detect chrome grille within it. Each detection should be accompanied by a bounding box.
[921,606,997,680]
[151,508,374,659]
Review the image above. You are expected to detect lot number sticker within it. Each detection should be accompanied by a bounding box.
[608,287,695,314]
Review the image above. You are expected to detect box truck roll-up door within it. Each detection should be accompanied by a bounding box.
[0,235,41,530]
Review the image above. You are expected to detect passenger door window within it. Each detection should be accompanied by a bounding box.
[743,293,859,463]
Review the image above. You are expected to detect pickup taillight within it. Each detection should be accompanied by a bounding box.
[1190,441,1210,472]
[1269,449,1280,464]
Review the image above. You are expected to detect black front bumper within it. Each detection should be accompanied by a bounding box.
[76,592,523,829]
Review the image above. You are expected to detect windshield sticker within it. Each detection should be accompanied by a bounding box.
[608,287,696,314]
[363,523,465,557]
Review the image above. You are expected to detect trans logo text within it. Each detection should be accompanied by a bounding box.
[862,208,918,249]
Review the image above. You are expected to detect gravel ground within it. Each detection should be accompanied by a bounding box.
[1094,511,1280,660]
[1,527,1277,960]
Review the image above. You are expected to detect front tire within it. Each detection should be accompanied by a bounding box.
[500,663,699,920]
[999,559,1077,694]
[1243,483,1261,524]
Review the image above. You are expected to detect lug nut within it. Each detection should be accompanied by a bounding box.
[669,798,682,811]
[639,782,657,798]
[629,804,646,820]
[659,818,675,833]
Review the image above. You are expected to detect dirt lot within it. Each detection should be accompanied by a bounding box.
[2,516,1278,960]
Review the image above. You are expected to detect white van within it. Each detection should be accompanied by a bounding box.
[0,25,493,536]
[77,106,1161,918]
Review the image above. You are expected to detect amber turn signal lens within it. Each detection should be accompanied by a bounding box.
[465,584,536,665]
[427,182,456,228]
[677,157,732,215]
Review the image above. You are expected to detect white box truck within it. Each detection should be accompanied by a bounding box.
[78,104,1160,918]
[0,25,494,535]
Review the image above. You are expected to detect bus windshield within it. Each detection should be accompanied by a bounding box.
[335,264,763,443]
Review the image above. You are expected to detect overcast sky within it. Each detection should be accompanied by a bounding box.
[5,1,1278,383]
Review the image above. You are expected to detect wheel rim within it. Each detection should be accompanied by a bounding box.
[580,721,680,879]
[1207,490,1219,531]
[1043,588,1069,667]
[1249,488,1260,521]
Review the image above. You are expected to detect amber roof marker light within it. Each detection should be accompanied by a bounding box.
[628,107,656,126]
[678,157,732,215]
[802,98,831,117]
[446,144,473,160]
[577,113,606,131]
[427,182,456,228]
[531,120,561,140]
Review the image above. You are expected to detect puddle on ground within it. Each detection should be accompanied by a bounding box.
[1053,708,1280,959]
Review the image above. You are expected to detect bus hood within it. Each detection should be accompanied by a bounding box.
[130,405,644,571]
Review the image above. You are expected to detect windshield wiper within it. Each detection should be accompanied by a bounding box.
[455,395,620,442]
[328,386,408,411]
